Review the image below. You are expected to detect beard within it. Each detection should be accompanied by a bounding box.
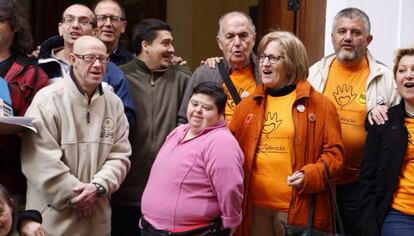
[336,48,358,61]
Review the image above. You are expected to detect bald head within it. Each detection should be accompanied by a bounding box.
[73,36,107,54]
[70,36,108,97]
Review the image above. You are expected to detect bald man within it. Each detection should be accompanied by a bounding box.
[21,36,131,236]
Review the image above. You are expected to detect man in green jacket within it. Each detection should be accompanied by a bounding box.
[114,18,190,236]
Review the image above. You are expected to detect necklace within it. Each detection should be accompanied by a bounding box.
[406,110,414,118]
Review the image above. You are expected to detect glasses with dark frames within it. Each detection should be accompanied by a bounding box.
[73,54,109,64]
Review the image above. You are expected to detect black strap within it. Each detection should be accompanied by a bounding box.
[306,194,316,230]
[217,61,241,105]
[322,162,345,234]
[305,163,345,234]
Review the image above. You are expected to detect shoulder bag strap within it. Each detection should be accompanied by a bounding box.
[307,194,316,230]
[322,162,345,234]
[217,61,241,105]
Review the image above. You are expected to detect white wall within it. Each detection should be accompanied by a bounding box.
[325,0,414,68]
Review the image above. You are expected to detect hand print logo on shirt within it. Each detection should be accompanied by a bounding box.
[408,130,414,147]
[262,112,282,134]
[333,84,357,107]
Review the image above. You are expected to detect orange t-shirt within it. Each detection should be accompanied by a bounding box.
[250,91,296,211]
[323,58,369,183]
[391,117,414,215]
[222,66,256,123]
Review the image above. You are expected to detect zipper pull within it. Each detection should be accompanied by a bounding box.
[87,111,90,123]
[150,76,155,87]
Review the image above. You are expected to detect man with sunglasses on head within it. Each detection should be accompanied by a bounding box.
[38,3,136,126]
[93,0,133,66]
[21,35,131,236]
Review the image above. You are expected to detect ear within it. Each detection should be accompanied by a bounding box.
[141,40,149,52]
[68,53,76,64]
[251,33,256,45]
[367,34,373,45]
[216,35,223,51]
[92,28,99,36]
[121,21,127,34]
[7,198,14,212]
[58,23,63,36]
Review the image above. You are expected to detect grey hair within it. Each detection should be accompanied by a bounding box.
[218,11,256,36]
[332,7,371,34]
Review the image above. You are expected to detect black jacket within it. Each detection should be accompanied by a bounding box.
[358,102,408,236]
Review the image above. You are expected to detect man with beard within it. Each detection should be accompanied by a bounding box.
[308,7,400,235]
[178,11,260,124]
[38,4,136,126]
[112,18,190,236]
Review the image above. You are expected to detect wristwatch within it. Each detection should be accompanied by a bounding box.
[93,183,106,198]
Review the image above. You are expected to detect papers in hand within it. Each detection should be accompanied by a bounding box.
[0,116,37,135]
[0,77,37,134]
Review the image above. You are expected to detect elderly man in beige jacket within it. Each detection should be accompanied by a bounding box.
[21,36,131,236]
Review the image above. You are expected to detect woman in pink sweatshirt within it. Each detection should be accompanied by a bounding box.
[140,81,244,236]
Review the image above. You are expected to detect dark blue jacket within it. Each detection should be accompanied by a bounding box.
[110,44,133,66]
[38,35,136,126]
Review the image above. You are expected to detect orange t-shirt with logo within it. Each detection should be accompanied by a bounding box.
[391,117,414,215]
[323,58,369,183]
[251,91,296,211]
[222,66,256,123]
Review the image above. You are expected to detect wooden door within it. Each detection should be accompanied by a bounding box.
[257,0,326,65]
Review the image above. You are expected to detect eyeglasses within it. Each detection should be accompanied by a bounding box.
[62,15,94,27]
[74,54,109,64]
[259,54,285,64]
[96,15,125,24]
[0,15,9,24]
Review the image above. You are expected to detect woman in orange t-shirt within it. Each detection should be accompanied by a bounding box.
[359,47,414,236]
[229,31,344,236]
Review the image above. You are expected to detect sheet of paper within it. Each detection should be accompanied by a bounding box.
[0,117,37,135]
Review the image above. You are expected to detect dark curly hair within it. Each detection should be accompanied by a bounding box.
[0,0,33,54]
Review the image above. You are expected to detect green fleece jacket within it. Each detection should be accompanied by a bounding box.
[114,56,190,206]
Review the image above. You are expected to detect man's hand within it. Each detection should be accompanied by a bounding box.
[287,171,305,189]
[70,183,97,220]
[368,105,388,125]
[171,55,187,66]
[200,57,222,69]
[29,45,41,59]
[19,220,46,236]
